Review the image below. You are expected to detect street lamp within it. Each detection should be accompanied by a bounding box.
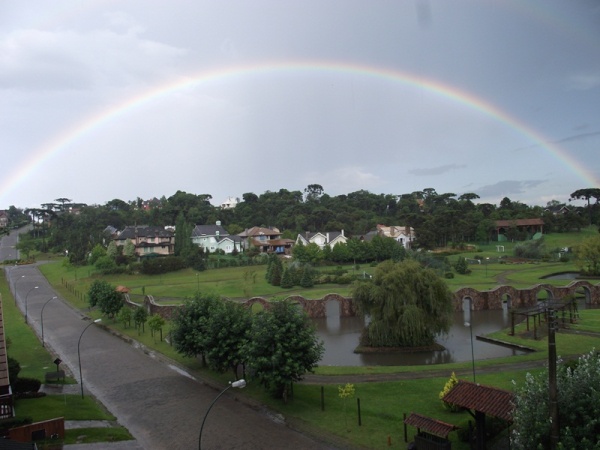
[198,379,246,449]
[24,286,38,324]
[77,318,101,398]
[464,321,476,383]
[41,296,57,347]
[485,257,490,277]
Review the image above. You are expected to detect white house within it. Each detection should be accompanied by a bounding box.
[296,230,348,250]
[191,221,242,254]
[375,224,415,249]
[220,196,239,209]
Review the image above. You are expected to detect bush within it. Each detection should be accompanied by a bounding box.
[444,272,455,279]
[13,377,41,394]
[141,256,186,275]
[514,238,546,260]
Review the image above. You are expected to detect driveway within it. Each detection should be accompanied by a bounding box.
[4,260,339,450]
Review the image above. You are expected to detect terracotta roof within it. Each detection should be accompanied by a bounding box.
[442,380,514,422]
[115,286,130,293]
[404,413,458,438]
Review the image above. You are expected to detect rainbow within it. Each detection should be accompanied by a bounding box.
[3,60,598,202]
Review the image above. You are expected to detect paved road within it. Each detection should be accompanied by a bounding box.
[3,260,339,450]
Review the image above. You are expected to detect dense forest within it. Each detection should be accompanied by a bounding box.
[4,186,599,265]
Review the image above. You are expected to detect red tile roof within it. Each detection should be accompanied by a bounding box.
[404,413,458,438]
[442,380,514,422]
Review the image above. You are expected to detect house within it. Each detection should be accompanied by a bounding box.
[0,210,8,228]
[191,221,242,254]
[114,225,175,257]
[296,230,348,250]
[544,204,570,215]
[238,226,294,255]
[220,196,239,209]
[374,224,415,249]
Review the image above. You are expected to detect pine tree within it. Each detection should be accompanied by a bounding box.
[280,267,294,288]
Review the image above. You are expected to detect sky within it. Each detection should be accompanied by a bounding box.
[1,0,599,210]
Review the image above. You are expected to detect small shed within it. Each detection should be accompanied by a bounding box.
[404,412,458,450]
[443,380,514,450]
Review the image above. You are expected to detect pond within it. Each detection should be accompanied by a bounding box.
[541,272,580,280]
[313,305,527,366]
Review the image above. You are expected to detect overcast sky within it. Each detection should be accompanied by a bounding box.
[1,0,599,210]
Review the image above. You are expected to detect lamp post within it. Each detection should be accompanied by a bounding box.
[77,318,101,398]
[464,321,476,383]
[41,296,57,347]
[198,379,246,450]
[24,285,38,324]
[485,257,489,277]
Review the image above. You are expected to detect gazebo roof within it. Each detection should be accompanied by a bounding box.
[404,412,458,438]
[443,380,514,422]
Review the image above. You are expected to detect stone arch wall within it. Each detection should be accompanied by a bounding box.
[487,285,520,310]
[122,280,600,319]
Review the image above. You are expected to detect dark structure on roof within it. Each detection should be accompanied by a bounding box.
[443,380,514,450]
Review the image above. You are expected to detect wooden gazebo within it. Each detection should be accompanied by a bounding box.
[443,380,514,450]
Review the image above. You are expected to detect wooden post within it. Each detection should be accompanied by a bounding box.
[320,386,324,411]
[357,398,361,426]
[403,413,407,443]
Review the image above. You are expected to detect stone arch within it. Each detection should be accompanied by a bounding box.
[245,297,271,312]
[488,285,519,310]
[323,293,357,317]
[454,288,482,311]
[533,284,557,307]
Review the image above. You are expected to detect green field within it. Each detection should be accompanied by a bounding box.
[9,227,600,449]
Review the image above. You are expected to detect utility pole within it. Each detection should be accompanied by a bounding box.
[548,309,559,449]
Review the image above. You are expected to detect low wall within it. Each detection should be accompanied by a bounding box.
[9,417,64,442]
[122,280,600,319]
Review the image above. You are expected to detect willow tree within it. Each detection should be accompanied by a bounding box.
[352,259,453,347]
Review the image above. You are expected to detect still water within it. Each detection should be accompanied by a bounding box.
[314,304,526,366]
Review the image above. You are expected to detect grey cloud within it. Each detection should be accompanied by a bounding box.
[476,180,546,198]
[408,164,466,176]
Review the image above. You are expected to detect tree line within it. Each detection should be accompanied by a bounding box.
[7,186,599,264]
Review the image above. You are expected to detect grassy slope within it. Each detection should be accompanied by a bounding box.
[27,227,600,449]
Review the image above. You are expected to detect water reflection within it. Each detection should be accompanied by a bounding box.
[314,307,526,366]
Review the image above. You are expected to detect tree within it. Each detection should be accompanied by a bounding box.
[280,267,294,288]
[351,260,453,347]
[148,314,166,342]
[107,241,118,259]
[123,239,136,259]
[512,350,600,449]
[15,234,35,259]
[454,257,470,275]
[570,188,600,225]
[88,243,106,265]
[117,306,133,328]
[574,234,600,275]
[171,292,222,366]
[205,300,252,378]
[133,307,148,334]
[246,300,324,400]
[87,280,123,319]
